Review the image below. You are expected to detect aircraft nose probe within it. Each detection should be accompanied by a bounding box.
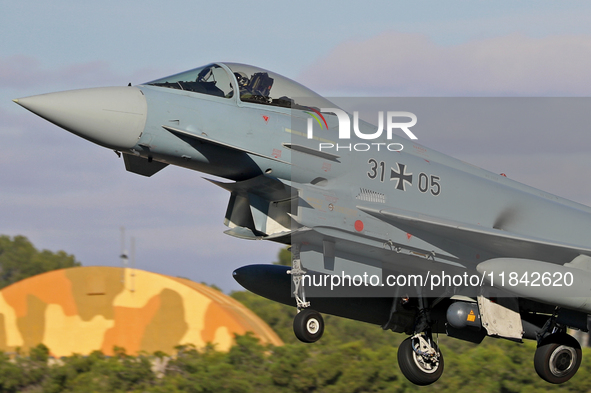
[13,86,147,150]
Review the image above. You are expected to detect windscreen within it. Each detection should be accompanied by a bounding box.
[146,64,234,99]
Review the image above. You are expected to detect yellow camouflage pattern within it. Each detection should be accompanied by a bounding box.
[0,266,283,357]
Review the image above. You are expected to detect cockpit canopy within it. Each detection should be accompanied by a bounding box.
[146,62,332,110]
[147,64,234,98]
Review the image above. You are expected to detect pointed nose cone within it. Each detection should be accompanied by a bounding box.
[14,86,147,150]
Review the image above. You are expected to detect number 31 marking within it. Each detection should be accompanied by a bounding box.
[367,159,385,182]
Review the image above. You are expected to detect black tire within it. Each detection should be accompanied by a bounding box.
[534,333,582,384]
[293,309,324,343]
[397,336,444,386]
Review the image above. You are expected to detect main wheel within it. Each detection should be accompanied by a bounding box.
[293,309,324,343]
[397,336,444,386]
[534,333,582,384]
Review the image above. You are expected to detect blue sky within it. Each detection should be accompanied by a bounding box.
[2,1,591,291]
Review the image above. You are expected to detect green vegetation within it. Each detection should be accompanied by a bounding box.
[0,235,80,289]
[273,248,291,266]
[2,241,591,391]
[3,334,591,392]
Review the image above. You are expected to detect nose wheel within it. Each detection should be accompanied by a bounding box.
[397,334,444,386]
[289,245,325,344]
[293,308,324,343]
[534,333,581,384]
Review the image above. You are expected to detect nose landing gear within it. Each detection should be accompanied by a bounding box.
[293,308,325,343]
[289,245,325,344]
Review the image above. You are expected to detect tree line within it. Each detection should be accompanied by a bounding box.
[1,235,591,392]
[0,235,79,289]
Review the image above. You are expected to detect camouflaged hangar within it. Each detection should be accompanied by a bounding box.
[0,266,283,357]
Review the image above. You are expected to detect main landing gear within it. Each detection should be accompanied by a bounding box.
[397,299,444,386]
[397,332,444,386]
[289,246,325,343]
[534,333,581,384]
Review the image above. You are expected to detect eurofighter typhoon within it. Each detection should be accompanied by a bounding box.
[15,62,591,385]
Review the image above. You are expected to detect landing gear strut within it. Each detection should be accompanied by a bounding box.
[397,332,444,385]
[288,245,324,343]
[534,333,581,384]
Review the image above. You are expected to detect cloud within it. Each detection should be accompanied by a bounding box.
[5,33,590,292]
[0,55,113,89]
[0,55,169,91]
[299,32,591,96]
[1,57,278,292]
[0,116,281,292]
[0,137,282,291]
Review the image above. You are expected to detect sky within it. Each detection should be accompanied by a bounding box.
[2,1,591,292]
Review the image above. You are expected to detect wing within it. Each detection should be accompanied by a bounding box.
[358,205,591,264]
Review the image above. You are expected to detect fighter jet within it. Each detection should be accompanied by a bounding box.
[14,62,591,385]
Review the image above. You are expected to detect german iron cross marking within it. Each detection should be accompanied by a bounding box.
[390,163,413,191]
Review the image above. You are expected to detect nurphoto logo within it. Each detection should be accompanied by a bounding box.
[306,108,418,152]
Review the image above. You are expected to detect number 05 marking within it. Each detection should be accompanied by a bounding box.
[418,173,441,196]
